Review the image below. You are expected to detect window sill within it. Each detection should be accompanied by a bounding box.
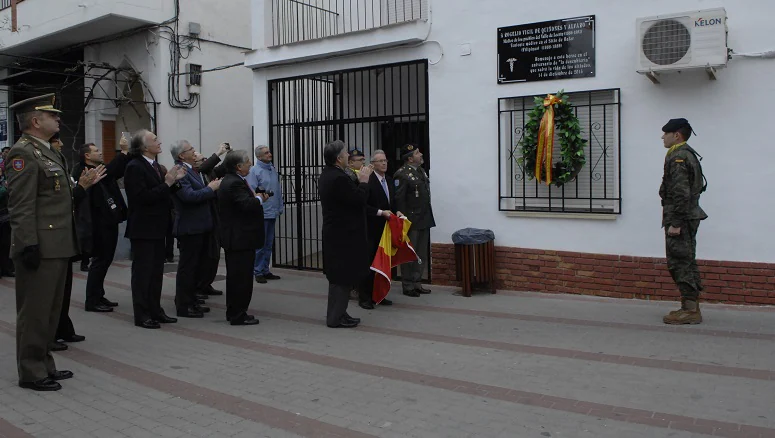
[504,211,619,220]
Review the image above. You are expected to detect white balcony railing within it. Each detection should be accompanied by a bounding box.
[269,0,427,46]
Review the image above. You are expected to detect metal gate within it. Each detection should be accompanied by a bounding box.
[269,59,430,271]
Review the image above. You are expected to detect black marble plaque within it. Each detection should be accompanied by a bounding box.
[498,15,596,83]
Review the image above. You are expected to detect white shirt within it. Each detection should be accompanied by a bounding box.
[143,155,156,166]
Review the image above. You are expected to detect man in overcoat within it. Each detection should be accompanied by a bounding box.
[318,140,372,328]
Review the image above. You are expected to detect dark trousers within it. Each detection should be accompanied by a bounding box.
[55,262,75,340]
[224,249,254,321]
[15,257,68,382]
[202,234,220,290]
[401,227,429,292]
[175,232,213,310]
[327,283,351,326]
[0,221,14,274]
[85,223,119,308]
[666,220,703,300]
[130,239,166,324]
[165,217,175,259]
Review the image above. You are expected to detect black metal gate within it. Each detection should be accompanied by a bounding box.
[269,59,430,271]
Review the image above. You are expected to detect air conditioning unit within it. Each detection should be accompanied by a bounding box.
[636,8,728,83]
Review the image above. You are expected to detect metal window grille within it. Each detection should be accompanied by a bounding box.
[498,88,622,214]
[0,0,25,11]
[187,64,202,86]
[268,60,429,273]
[270,0,428,46]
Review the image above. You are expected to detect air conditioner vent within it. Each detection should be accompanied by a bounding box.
[642,19,691,65]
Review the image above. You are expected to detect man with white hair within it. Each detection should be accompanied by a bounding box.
[248,145,283,284]
[169,140,222,318]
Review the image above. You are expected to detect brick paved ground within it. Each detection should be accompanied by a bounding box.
[1,259,775,437]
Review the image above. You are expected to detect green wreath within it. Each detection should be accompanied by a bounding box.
[517,91,587,187]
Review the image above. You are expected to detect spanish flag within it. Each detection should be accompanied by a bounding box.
[370,215,418,304]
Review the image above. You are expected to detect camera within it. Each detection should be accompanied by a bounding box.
[223,142,231,150]
[255,187,274,197]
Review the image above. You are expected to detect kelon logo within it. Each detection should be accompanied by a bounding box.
[695,17,723,27]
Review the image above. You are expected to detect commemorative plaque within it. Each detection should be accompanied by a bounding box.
[497,15,596,84]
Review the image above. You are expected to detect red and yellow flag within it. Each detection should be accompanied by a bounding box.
[370,215,418,304]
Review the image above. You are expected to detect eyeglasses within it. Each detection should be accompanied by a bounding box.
[371,159,387,163]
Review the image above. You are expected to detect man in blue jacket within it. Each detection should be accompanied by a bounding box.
[248,145,283,284]
[170,140,222,317]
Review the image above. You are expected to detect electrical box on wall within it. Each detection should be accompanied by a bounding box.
[187,63,202,87]
[636,8,728,83]
[189,22,201,36]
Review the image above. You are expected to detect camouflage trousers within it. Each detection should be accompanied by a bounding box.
[665,220,702,299]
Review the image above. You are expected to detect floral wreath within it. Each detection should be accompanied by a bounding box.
[518,91,587,187]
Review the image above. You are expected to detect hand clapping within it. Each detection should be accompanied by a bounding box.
[78,164,107,189]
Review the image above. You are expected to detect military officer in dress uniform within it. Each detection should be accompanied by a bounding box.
[659,118,708,325]
[6,94,79,391]
[393,144,435,297]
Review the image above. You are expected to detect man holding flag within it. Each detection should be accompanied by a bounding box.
[359,150,400,310]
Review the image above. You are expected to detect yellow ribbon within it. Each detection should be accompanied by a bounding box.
[535,94,562,185]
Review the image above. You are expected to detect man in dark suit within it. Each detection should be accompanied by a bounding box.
[358,149,399,309]
[124,129,186,329]
[77,138,130,313]
[170,140,222,318]
[217,150,268,326]
[318,140,372,328]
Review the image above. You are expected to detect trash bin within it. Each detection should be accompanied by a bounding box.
[452,228,496,297]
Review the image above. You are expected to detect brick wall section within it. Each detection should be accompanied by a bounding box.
[431,243,775,305]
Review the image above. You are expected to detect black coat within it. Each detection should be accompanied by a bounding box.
[123,156,178,240]
[171,163,216,236]
[318,165,369,285]
[217,172,265,251]
[364,172,396,249]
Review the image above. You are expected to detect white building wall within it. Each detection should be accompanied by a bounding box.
[252,0,775,263]
[84,0,253,167]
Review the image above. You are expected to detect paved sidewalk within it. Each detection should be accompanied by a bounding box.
[1,259,775,438]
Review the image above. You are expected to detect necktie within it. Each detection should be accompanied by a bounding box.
[153,162,163,179]
[381,177,390,201]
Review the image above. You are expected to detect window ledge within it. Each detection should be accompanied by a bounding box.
[504,211,619,220]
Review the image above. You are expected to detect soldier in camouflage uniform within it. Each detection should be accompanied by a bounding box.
[659,118,707,325]
[394,144,435,297]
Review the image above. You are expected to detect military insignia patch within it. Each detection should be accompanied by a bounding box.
[12,159,24,171]
[394,180,399,187]
[674,159,684,163]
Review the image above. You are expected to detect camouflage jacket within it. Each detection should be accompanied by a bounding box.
[394,163,435,230]
[659,144,708,228]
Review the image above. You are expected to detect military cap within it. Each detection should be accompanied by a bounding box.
[661,118,691,133]
[349,148,364,158]
[400,144,419,160]
[9,93,62,114]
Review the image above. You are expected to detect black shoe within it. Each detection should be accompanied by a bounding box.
[245,314,256,321]
[380,299,393,306]
[418,286,431,294]
[19,378,61,391]
[358,301,375,310]
[85,304,113,313]
[100,297,118,307]
[1,270,14,278]
[136,319,161,329]
[193,304,210,314]
[49,370,74,381]
[177,307,204,318]
[344,313,361,324]
[196,293,209,301]
[254,275,267,284]
[50,342,68,352]
[196,299,206,305]
[156,313,178,324]
[205,286,223,296]
[403,290,421,297]
[80,263,90,272]
[60,334,85,343]
[230,316,259,326]
[264,273,281,280]
[327,317,358,328]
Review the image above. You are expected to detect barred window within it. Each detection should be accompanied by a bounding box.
[498,88,621,215]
